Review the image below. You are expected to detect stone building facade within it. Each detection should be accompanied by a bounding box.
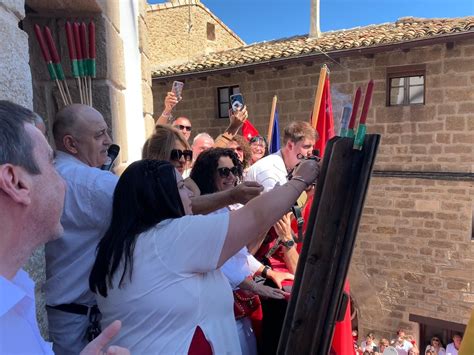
[146,0,244,69]
[151,17,474,345]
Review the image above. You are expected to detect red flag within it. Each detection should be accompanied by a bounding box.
[242,120,260,141]
[312,77,335,158]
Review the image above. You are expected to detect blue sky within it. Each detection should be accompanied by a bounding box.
[149,0,474,44]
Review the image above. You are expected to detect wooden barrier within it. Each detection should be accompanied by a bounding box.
[278,134,381,355]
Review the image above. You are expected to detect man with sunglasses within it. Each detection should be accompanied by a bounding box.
[154,91,193,141]
[172,117,192,141]
[45,104,120,354]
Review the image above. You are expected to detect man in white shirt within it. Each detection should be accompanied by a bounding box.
[246,120,317,272]
[0,101,127,354]
[246,121,317,192]
[392,329,413,355]
[245,121,317,355]
[45,104,119,354]
[446,333,462,355]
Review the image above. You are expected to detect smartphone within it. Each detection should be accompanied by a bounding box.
[172,81,184,100]
[230,93,244,112]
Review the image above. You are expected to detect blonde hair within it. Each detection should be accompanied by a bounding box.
[142,124,190,160]
[283,121,317,144]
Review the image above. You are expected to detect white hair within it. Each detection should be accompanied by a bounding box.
[192,132,214,146]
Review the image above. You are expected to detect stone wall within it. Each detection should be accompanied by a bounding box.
[0,0,33,108]
[146,0,244,69]
[24,8,126,149]
[352,177,473,339]
[139,0,154,137]
[152,38,474,337]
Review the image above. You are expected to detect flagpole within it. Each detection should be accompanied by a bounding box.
[311,64,328,129]
[267,95,278,145]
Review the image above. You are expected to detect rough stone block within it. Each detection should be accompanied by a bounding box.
[2,0,25,18]
[104,17,126,89]
[0,8,33,108]
[96,0,120,31]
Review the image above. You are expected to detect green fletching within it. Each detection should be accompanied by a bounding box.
[78,59,84,77]
[53,63,65,80]
[89,59,96,77]
[46,63,57,80]
[353,124,367,150]
[71,60,79,78]
[347,128,355,138]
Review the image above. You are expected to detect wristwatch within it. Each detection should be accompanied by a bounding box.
[262,265,271,278]
[282,239,295,250]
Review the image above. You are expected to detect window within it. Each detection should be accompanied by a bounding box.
[217,86,240,118]
[409,314,465,351]
[386,65,426,106]
[207,22,216,41]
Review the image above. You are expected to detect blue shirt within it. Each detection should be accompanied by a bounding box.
[45,151,118,306]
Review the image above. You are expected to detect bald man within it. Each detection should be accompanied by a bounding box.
[45,105,119,355]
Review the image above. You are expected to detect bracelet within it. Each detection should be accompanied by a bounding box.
[161,111,173,122]
[261,265,271,278]
[291,176,311,188]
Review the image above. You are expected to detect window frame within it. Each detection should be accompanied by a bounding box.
[386,64,426,107]
[217,85,240,119]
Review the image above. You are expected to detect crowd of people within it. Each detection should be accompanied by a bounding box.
[1,89,468,354]
[352,329,464,355]
[0,92,321,355]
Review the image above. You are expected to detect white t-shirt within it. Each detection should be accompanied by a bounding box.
[246,150,288,192]
[426,345,446,355]
[96,213,241,354]
[446,342,459,355]
[395,339,413,355]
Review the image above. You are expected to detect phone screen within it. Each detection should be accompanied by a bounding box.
[230,93,244,112]
[172,81,184,100]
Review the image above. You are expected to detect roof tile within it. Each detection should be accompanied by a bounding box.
[152,16,474,78]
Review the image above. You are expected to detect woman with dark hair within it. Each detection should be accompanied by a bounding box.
[191,148,292,354]
[190,147,243,195]
[89,157,319,353]
[228,134,252,171]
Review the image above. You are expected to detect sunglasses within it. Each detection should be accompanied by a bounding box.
[174,124,192,132]
[170,149,193,162]
[249,136,266,144]
[217,166,239,178]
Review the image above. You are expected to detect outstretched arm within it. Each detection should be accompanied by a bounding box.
[191,181,263,215]
[155,92,179,125]
[218,159,320,267]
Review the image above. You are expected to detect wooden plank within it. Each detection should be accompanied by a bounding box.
[278,134,380,354]
[278,136,341,346]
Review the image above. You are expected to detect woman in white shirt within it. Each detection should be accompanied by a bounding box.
[425,336,446,355]
[89,158,319,354]
[191,148,293,354]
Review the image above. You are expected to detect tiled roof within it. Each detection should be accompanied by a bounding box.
[152,16,474,78]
